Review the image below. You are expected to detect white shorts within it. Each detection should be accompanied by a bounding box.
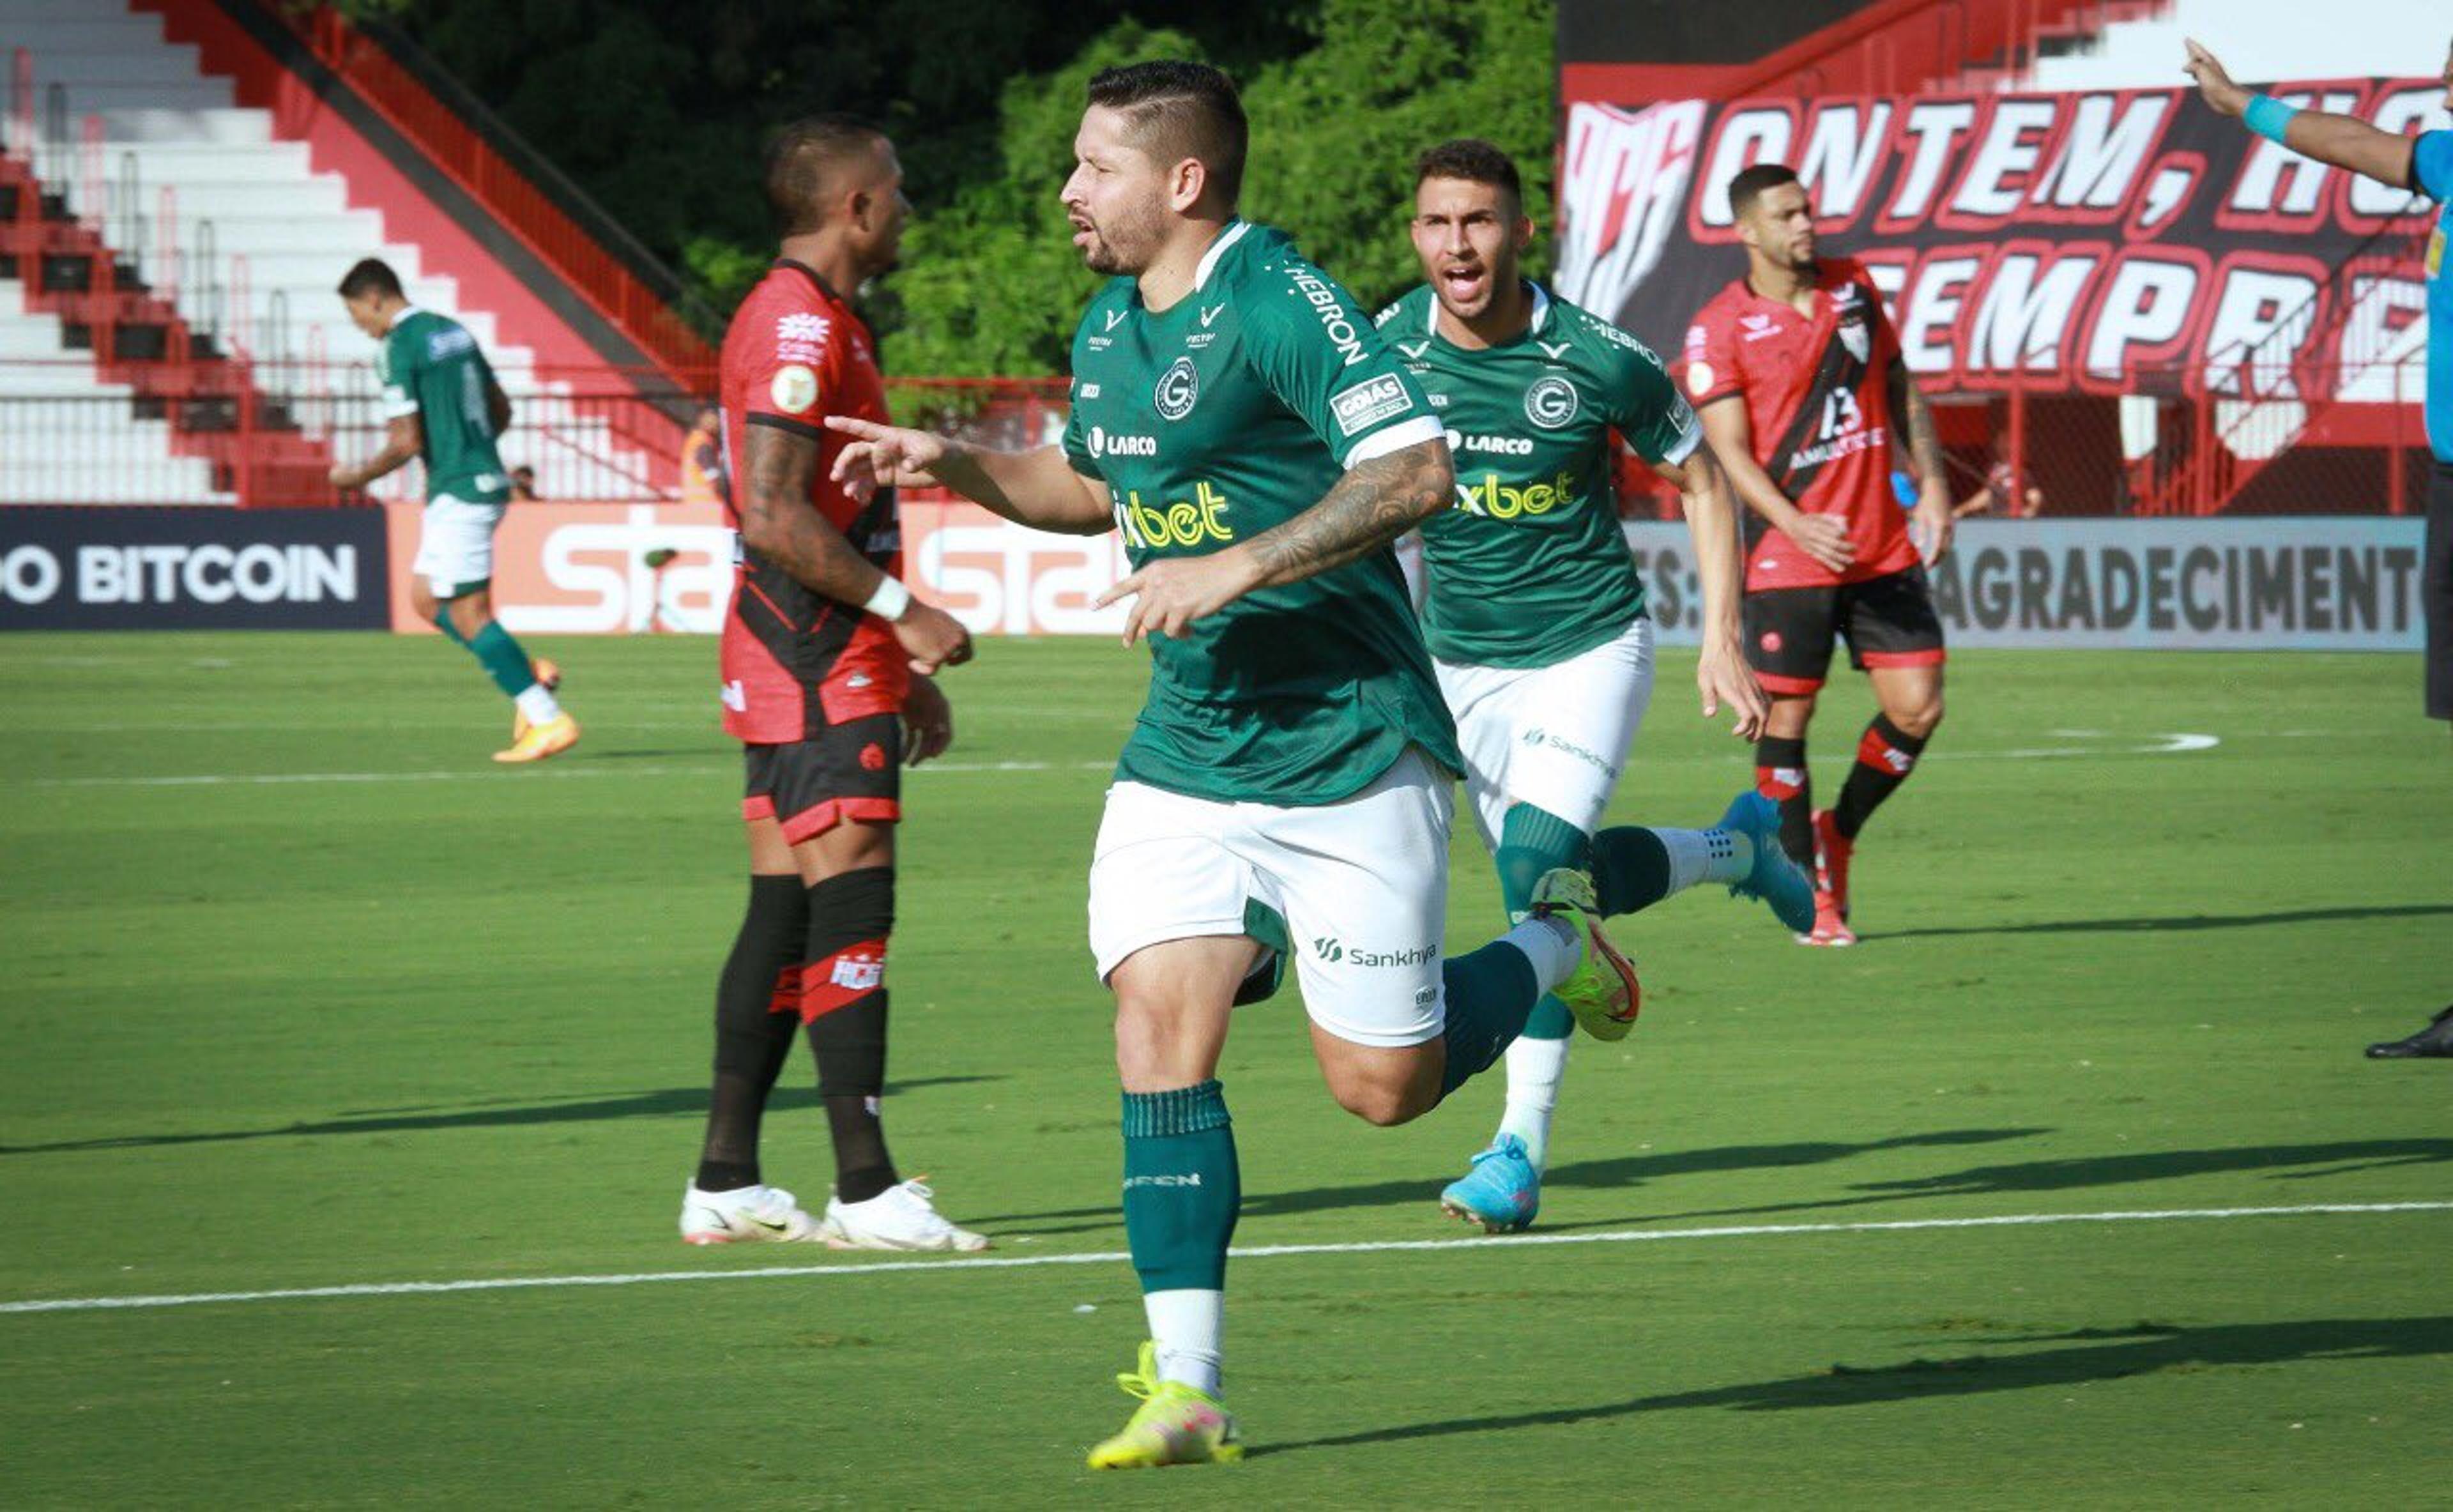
[1087,748,1453,1048]
[413,493,507,599]
[1437,615,1656,850]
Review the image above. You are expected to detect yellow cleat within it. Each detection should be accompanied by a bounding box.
[494,713,581,764]
[1529,867,1642,1041]
[1085,1342,1243,1469]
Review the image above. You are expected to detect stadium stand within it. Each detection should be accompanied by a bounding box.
[1,0,699,505]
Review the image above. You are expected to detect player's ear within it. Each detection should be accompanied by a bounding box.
[1169,157,1206,215]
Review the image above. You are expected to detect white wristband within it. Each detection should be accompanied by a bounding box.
[861,576,912,622]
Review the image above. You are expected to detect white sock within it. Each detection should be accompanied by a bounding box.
[1504,914,1582,995]
[1497,1034,1571,1169]
[1649,825,1754,890]
[1143,1288,1224,1396]
[514,684,562,725]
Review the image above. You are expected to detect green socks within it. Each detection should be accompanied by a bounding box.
[1497,803,1590,1044]
[466,620,539,699]
[1122,1081,1239,1292]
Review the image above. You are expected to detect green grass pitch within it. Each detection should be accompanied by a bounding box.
[1,632,2447,1507]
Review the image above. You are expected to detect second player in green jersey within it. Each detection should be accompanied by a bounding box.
[1380,141,1812,1235]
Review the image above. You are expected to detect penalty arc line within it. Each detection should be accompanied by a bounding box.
[3,1199,2444,1317]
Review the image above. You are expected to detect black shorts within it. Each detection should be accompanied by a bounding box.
[2426,461,2452,721]
[1744,566,1946,696]
[741,713,902,844]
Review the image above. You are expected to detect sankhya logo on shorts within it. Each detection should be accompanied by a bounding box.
[1154,356,1200,421]
[1524,375,1579,429]
[1315,935,1435,968]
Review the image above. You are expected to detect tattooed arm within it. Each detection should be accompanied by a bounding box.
[738,422,972,671]
[1092,437,1454,646]
[1888,360,1956,563]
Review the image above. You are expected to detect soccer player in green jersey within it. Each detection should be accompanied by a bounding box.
[1379,140,1814,1235]
[829,63,1658,1468]
[330,257,576,763]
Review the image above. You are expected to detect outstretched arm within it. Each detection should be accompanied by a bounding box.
[1093,437,1454,646]
[2183,38,2419,188]
[826,417,1112,535]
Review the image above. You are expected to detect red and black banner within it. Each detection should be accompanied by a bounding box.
[1555,80,2445,399]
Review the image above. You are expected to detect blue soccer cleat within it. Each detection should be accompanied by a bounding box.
[1720,790,1816,935]
[1440,1134,1541,1233]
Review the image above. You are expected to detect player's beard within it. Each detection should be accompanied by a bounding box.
[1076,195,1165,276]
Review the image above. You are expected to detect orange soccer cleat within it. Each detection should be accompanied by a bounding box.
[494,713,581,764]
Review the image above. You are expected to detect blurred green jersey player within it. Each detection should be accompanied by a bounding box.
[1379,141,1807,1231]
[330,257,574,763]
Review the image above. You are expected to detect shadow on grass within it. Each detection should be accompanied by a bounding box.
[1252,1316,2453,1456]
[1541,1138,2453,1231]
[967,1127,2049,1234]
[1863,902,2453,941]
[0,1078,1001,1155]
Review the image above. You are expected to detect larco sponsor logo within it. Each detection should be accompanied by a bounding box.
[1449,431,1534,457]
[1087,426,1158,459]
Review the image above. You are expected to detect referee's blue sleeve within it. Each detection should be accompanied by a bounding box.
[2412,130,2453,200]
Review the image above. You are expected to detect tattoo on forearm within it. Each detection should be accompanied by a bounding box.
[1243,440,1451,588]
[1899,373,1945,484]
[741,425,868,599]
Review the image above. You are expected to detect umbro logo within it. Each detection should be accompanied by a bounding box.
[1104,309,1127,331]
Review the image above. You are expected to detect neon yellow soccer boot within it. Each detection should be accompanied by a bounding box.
[1085,1341,1243,1469]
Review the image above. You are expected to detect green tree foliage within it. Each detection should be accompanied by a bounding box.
[372,0,1553,376]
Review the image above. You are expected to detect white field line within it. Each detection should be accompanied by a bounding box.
[11,733,2220,790]
[3,1200,2440,1317]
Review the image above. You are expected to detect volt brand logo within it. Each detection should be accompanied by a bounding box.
[1330,374,1412,437]
[1104,309,1128,331]
[1115,482,1235,550]
[1524,376,1580,429]
[1087,426,1158,459]
[1288,267,1368,366]
[1155,356,1200,421]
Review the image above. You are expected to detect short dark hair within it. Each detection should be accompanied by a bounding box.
[1414,139,1524,210]
[337,257,402,301]
[1727,162,1802,221]
[765,114,889,236]
[1085,61,1247,208]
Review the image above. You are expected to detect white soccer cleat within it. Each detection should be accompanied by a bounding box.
[678,1182,824,1245]
[821,1179,990,1252]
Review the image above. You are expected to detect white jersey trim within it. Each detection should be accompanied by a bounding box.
[1192,220,1251,293]
[1657,412,1704,467]
[1343,414,1447,469]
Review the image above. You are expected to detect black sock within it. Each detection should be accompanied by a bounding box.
[1833,714,1929,840]
[1754,734,1813,867]
[800,866,898,1205]
[696,874,808,1191]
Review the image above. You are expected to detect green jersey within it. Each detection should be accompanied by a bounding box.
[1375,282,1700,668]
[378,307,509,505]
[1063,221,1462,806]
